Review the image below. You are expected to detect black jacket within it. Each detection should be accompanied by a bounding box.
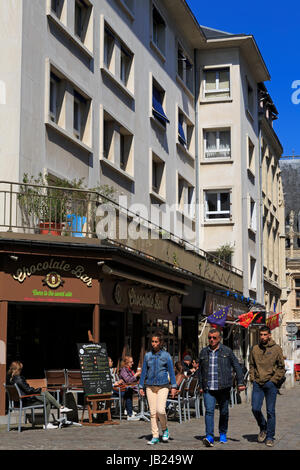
[197,344,244,391]
[8,375,41,398]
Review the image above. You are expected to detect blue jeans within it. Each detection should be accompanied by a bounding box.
[251,381,278,440]
[203,388,230,438]
[113,388,133,416]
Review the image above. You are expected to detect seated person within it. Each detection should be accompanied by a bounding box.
[174,361,186,387]
[108,357,139,421]
[181,355,194,376]
[119,356,141,390]
[7,360,72,429]
[191,359,199,375]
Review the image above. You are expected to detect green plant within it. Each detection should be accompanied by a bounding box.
[18,173,87,223]
[215,243,234,264]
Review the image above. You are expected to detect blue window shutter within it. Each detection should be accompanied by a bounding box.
[178,116,187,145]
[152,86,169,124]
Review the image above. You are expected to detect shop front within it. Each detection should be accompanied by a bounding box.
[0,241,189,417]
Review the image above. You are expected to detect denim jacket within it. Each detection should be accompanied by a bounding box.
[197,344,244,391]
[139,349,177,389]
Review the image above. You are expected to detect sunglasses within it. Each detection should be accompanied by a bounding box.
[208,335,218,340]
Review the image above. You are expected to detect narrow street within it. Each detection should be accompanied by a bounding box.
[0,383,299,451]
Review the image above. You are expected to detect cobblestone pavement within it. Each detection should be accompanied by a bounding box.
[0,383,299,451]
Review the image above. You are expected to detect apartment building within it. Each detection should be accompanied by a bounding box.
[280,157,300,365]
[0,0,286,416]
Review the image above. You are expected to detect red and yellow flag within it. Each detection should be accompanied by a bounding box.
[266,313,281,331]
[237,311,257,328]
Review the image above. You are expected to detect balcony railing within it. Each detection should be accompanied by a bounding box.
[0,181,243,289]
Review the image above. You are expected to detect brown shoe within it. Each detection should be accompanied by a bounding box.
[265,439,274,447]
[257,430,267,442]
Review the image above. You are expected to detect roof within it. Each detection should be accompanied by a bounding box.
[200,25,246,40]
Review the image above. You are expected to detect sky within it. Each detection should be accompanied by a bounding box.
[186,0,300,156]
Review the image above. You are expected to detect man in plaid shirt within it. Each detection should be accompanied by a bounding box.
[198,328,245,447]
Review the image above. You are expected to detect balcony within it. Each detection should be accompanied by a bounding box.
[0,180,243,291]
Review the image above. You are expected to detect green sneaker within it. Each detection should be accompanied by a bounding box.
[147,437,159,445]
[162,428,169,442]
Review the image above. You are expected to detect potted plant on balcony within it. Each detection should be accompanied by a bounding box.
[18,174,116,237]
[215,243,234,268]
[18,173,87,236]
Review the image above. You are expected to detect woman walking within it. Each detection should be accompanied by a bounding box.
[139,331,177,445]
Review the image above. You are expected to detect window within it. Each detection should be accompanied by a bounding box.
[204,68,230,99]
[247,79,254,116]
[152,81,169,127]
[248,137,255,174]
[103,23,134,93]
[152,5,166,55]
[51,0,61,15]
[104,27,115,71]
[296,278,300,308]
[250,256,257,290]
[204,129,231,159]
[178,109,194,155]
[249,197,256,231]
[120,46,133,87]
[103,111,133,175]
[178,175,194,218]
[75,0,87,40]
[151,153,165,198]
[49,72,60,123]
[205,191,231,220]
[73,90,88,140]
[177,45,193,92]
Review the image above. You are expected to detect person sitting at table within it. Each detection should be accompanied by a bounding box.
[108,357,139,421]
[119,356,141,390]
[7,360,72,429]
[174,361,186,387]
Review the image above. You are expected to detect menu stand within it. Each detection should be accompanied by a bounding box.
[80,394,119,426]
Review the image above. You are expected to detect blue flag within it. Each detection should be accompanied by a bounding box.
[207,306,230,327]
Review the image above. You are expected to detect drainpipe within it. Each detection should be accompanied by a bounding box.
[258,117,264,307]
[194,48,200,248]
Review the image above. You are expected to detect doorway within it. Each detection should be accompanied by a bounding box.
[7,302,93,378]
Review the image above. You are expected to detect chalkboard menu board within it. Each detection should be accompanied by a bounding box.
[77,343,112,395]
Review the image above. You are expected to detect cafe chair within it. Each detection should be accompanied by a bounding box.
[65,370,84,399]
[4,383,48,432]
[185,377,200,420]
[44,369,67,404]
[111,385,123,421]
[166,378,188,424]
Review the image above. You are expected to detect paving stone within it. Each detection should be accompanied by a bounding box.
[0,383,299,450]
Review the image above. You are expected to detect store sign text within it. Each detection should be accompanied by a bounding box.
[128,288,163,311]
[32,289,73,298]
[12,259,93,287]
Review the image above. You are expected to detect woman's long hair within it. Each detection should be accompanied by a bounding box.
[7,361,23,382]
[174,361,184,375]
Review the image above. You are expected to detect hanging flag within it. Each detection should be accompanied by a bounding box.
[207,306,230,328]
[266,312,281,331]
[237,311,257,328]
[252,311,266,325]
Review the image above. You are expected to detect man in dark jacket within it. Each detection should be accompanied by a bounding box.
[198,328,245,447]
[249,326,285,447]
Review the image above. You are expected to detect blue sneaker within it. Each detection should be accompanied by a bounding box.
[219,433,227,443]
[147,437,159,445]
[203,435,214,447]
[162,428,169,442]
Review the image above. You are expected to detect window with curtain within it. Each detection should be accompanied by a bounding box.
[204,129,231,159]
[204,68,230,99]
